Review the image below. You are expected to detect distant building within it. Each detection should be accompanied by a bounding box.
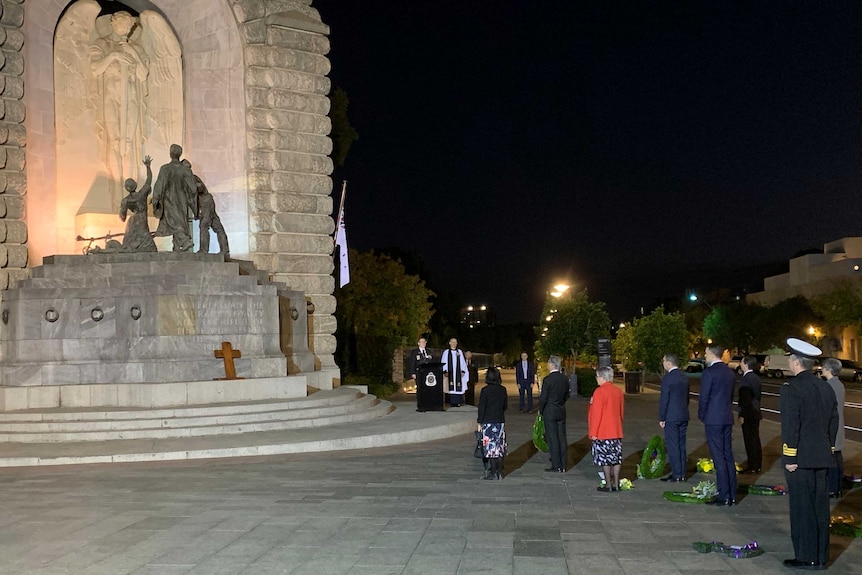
[460,305,495,329]
[747,237,862,360]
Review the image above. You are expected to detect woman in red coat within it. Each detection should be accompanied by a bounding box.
[589,366,625,491]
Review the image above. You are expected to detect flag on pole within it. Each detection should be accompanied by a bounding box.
[335,182,350,287]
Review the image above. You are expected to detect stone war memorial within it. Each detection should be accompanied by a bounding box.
[0,0,410,464]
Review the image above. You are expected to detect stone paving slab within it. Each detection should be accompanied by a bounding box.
[0,375,859,574]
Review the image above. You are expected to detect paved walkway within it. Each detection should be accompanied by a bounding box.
[0,373,859,574]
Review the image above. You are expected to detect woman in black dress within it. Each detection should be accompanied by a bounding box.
[477,366,508,480]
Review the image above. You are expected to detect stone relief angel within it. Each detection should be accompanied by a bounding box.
[54,0,183,213]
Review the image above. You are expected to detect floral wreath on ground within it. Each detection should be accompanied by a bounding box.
[636,435,667,479]
[746,484,786,496]
[695,458,745,473]
[693,541,763,559]
[831,515,862,538]
[663,480,718,503]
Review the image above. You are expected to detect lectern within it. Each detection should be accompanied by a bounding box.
[416,361,445,412]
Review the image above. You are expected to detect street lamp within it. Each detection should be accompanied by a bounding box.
[550,283,570,298]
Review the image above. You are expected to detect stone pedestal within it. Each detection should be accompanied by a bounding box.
[0,252,291,386]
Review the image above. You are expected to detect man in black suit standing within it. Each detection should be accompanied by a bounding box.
[515,352,536,413]
[409,337,433,382]
[738,355,763,474]
[658,353,690,482]
[539,355,569,472]
[781,338,838,570]
[698,344,737,506]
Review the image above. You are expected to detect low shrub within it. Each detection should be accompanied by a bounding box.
[576,367,598,397]
[342,373,400,399]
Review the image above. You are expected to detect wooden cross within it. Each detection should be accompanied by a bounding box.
[214,341,245,380]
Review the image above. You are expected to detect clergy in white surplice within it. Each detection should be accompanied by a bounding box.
[440,337,469,407]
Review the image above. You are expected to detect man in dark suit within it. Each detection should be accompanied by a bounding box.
[515,352,536,413]
[738,355,763,473]
[698,344,737,506]
[658,353,690,482]
[464,351,480,405]
[539,355,569,472]
[781,338,838,570]
[409,337,433,381]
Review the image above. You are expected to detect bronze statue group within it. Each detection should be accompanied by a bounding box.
[114,144,229,256]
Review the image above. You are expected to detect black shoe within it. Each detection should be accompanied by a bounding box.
[596,486,610,492]
[707,499,734,506]
[659,475,674,482]
[545,467,559,472]
[674,477,687,482]
[743,468,761,474]
[829,491,842,499]
[783,559,818,569]
[610,486,618,492]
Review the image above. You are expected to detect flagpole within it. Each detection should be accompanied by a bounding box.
[336,180,347,240]
[334,180,350,288]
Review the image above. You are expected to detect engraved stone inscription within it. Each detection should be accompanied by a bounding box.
[196,298,267,334]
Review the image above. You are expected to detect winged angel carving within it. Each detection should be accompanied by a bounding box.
[54,0,182,210]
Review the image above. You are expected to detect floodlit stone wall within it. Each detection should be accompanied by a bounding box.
[233,0,337,370]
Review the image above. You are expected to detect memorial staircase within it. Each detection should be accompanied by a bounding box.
[0,387,476,467]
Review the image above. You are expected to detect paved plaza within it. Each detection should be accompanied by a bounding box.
[0,374,859,575]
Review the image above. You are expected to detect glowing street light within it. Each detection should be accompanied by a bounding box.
[550,283,571,298]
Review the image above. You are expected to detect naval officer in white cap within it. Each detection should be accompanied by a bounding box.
[780,338,838,570]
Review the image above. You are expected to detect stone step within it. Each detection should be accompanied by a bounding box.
[0,395,392,443]
[0,386,363,422]
[0,392,378,434]
[0,398,395,442]
[0,401,477,467]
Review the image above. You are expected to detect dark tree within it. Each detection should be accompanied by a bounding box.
[329,87,359,168]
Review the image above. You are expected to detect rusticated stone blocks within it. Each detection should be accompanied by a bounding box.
[0,0,27,288]
[234,1,336,376]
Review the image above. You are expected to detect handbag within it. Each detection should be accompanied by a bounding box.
[532,414,549,452]
[473,430,484,458]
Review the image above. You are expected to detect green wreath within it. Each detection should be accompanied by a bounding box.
[532,415,548,452]
[663,491,709,503]
[831,523,862,537]
[693,541,763,559]
[637,434,667,479]
[746,484,786,496]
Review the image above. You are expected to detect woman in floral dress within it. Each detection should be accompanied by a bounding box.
[477,367,508,480]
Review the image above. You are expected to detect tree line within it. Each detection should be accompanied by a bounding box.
[334,247,860,395]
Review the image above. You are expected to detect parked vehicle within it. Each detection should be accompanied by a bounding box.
[753,354,768,375]
[763,354,792,379]
[685,358,706,373]
[829,359,862,382]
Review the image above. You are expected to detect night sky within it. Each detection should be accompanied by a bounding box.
[314,1,862,324]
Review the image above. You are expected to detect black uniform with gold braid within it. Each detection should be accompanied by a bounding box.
[780,364,839,567]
